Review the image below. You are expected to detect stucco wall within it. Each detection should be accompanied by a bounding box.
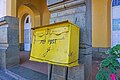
[0,0,6,18]
[92,0,111,47]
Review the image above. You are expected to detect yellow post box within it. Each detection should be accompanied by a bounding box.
[30,20,80,67]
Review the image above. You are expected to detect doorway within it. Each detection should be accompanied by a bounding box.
[24,15,31,51]
[20,14,48,75]
[18,2,49,76]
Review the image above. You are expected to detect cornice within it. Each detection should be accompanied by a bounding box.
[48,0,85,13]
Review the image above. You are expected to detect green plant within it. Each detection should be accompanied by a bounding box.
[96,45,120,80]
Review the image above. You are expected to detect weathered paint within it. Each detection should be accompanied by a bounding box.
[30,21,80,67]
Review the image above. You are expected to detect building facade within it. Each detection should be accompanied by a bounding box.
[0,0,117,80]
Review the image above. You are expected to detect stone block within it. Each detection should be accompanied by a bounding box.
[75,6,86,13]
[8,27,19,45]
[57,9,76,17]
[74,13,87,45]
[0,16,19,26]
[51,13,58,18]
[50,18,56,24]
[74,12,92,46]
[0,16,19,45]
[68,64,84,80]
[92,48,99,53]
[6,45,19,68]
[79,48,92,56]
[0,24,8,44]
[80,54,92,80]
[0,49,6,69]
[50,7,86,27]
[79,28,88,45]
[55,14,76,23]
[92,48,109,60]
[47,0,63,5]
[52,65,66,76]
[75,13,86,27]
[98,48,109,53]
[0,45,19,69]
[51,74,66,80]
[92,52,108,60]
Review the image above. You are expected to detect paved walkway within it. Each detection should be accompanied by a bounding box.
[0,71,16,80]
[0,66,48,80]
[20,51,48,75]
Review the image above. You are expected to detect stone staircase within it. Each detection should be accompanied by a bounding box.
[0,66,48,80]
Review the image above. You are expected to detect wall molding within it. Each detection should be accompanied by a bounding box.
[48,0,85,13]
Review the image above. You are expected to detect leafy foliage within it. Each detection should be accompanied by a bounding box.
[96,45,120,80]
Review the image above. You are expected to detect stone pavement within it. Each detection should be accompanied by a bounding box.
[0,66,48,80]
[0,71,16,80]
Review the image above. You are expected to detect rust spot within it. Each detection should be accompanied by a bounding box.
[68,52,73,56]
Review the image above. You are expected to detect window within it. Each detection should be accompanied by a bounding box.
[26,17,29,23]
[112,0,120,6]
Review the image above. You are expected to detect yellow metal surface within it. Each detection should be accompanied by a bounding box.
[30,21,80,67]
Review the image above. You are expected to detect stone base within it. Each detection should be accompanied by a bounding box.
[0,49,6,70]
[0,16,19,69]
[6,45,20,68]
[0,45,19,69]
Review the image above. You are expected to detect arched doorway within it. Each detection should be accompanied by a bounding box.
[24,15,31,51]
[111,0,120,47]
[18,5,48,75]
